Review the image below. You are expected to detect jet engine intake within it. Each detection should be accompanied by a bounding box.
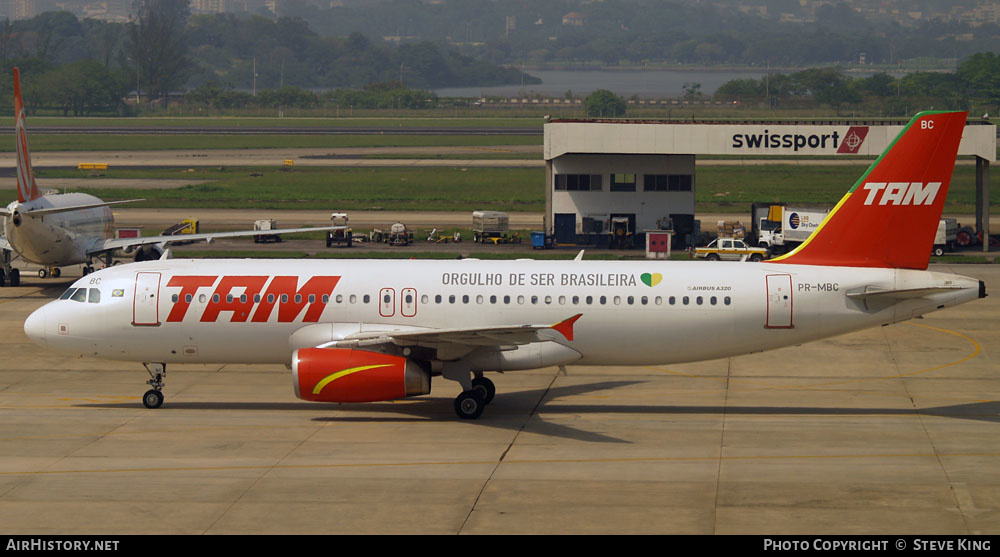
[292,347,430,403]
[133,245,163,262]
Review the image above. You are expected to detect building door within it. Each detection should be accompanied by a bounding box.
[554,213,576,244]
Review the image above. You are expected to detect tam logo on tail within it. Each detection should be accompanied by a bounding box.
[861,182,941,206]
[771,111,967,270]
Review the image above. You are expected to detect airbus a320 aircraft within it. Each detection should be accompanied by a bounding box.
[23,111,986,419]
[0,68,341,286]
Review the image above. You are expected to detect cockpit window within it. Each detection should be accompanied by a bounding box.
[70,289,88,303]
[88,289,101,304]
[60,288,76,300]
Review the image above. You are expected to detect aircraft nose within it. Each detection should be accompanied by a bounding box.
[23,306,47,346]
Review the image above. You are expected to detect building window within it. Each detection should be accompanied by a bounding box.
[555,174,602,191]
[610,173,636,192]
[644,174,693,192]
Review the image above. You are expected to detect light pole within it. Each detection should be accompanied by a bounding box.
[126,57,139,105]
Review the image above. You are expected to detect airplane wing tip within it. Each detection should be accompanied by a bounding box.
[551,313,583,341]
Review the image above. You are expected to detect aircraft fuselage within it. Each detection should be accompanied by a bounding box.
[4,192,113,266]
[24,258,981,367]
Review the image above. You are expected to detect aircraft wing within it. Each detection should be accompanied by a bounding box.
[327,314,583,350]
[21,199,145,217]
[88,226,347,256]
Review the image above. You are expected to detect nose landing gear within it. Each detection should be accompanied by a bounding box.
[142,362,166,409]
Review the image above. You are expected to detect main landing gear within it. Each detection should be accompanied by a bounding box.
[0,250,19,287]
[453,377,497,420]
[142,362,166,409]
[449,371,496,420]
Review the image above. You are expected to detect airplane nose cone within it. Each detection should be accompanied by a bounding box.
[23,306,47,346]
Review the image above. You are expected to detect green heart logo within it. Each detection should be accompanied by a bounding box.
[641,273,662,287]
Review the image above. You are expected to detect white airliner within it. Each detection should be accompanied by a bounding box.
[0,67,340,286]
[23,111,986,419]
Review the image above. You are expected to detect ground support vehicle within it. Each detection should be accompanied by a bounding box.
[253,219,282,244]
[608,216,633,249]
[751,204,830,256]
[933,218,958,256]
[326,212,352,248]
[694,238,767,262]
[472,211,511,244]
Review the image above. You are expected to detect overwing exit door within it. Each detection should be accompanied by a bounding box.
[765,274,793,328]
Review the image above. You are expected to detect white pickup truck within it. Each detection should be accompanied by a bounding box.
[695,238,767,262]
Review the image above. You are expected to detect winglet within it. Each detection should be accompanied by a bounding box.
[13,67,41,203]
[551,313,582,341]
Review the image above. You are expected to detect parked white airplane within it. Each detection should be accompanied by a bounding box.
[0,68,340,286]
[23,111,986,419]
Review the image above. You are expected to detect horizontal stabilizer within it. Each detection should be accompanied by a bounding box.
[846,286,966,301]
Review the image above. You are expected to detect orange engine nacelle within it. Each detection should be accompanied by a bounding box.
[292,347,430,403]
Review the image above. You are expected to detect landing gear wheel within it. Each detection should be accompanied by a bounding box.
[9,268,19,287]
[0,269,5,287]
[37,268,47,279]
[471,377,496,404]
[83,265,94,275]
[142,389,164,409]
[454,390,485,420]
[51,267,61,278]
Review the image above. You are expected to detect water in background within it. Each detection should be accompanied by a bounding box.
[434,68,767,98]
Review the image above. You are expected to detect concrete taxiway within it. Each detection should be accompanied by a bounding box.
[0,264,997,534]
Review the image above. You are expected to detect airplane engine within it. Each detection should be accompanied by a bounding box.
[292,347,430,403]
[133,245,163,262]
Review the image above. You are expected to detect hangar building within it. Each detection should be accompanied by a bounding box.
[543,117,996,250]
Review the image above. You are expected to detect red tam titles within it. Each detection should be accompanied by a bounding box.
[165,275,340,323]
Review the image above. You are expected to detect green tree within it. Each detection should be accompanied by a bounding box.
[584,89,626,117]
[127,0,191,105]
[41,60,127,115]
[958,52,1000,111]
